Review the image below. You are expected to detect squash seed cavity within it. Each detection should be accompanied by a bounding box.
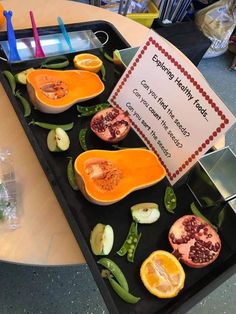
[40,80,68,99]
[85,158,122,191]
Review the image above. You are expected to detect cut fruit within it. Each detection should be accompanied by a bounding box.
[90,223,114,255]
[90,107,131,143]
[140,250,185,298]
[73,53,103,73]
[27,69,105,114]
[47,127,70,152]
[168,215,221,268]
[131,202,160,224]
[15,68,35,84]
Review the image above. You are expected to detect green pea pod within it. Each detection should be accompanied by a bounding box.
[15,90,31,117]
[41,56,69,69]
[190,202,218,231]
[67,157,79,191]
[117,222,141,262]
[107,276,140,304]
[164,186,177,213]
[77,102,110,117]
[112,145,147,150]
[102,51,114,63]
[29,120,74,131]
[100,65,106,81]
[2,70,16,94]
[217,207,225,229]
[97,258,129,292]
[79,128,88,151]
[127,232,141,263]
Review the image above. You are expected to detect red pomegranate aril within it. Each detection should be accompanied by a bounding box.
[90,107,131,143]
[169,215,221,268]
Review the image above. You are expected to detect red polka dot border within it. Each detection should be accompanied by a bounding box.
[109,36,231,181]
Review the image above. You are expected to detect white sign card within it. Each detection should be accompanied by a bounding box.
[109,29,235,184]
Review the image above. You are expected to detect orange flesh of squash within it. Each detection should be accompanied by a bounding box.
[27,69,104,107]
[74,149,166,204]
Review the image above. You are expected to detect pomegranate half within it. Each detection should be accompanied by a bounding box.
[90,107,131,143]
[168,215,221,268]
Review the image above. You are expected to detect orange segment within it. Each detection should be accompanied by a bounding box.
[73,53,103,73]
[140,250,185,298]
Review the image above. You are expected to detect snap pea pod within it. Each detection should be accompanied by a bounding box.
[2,71,31,117]
[102,51,114,63]
[107,276,140,304]
[112,145,147,150]
[67,157,79,191]
[190,202,218,231]
[217,207,225,229]
[29,120,74,131]
[40,56,69,69]
[100,65,106,81]
[97,257,129,292]
[79,128,88,151]
[77,102,110,117]
[0,210,4,220]
[117,222,141,262]
[2,70,16,94]
[15,90,31,117]
[164,186,177,213]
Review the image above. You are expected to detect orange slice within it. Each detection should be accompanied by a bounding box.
[73,53,103,73]
[140,250,185,298]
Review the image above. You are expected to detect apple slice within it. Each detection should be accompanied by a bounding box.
[15,68,35,84]
[131,203,160,224]
[90,223,114,255]
[47,127,70,152]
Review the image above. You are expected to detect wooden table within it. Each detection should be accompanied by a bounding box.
[0,0,149,265]
[0,0,225,266]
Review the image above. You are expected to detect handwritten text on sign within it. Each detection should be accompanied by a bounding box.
[109,30,235,183]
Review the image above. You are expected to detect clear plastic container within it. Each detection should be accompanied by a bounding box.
[0,149,20,230]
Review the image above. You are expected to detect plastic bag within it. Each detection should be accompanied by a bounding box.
[101,0,150,14]
[0,149,20,230]
[195,0,236,58]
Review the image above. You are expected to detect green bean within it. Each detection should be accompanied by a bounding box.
[100,65,106,81]
[29,120,74,130]
[164,186,177,213]
[77,102,110,117]
[117,222,141,262]
[97,258,129,292]
[15,90,31,117]
[2,70,16,94]
[79,128,88,151]
[107,276,140,304]
[190,202,218,231]
[67,157,79,191]
[40,56,69,69]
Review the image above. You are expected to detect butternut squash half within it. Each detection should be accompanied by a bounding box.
[74,149,166,205]
[26,69,105,113]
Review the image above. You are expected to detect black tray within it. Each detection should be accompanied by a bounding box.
[0,21,235,314]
